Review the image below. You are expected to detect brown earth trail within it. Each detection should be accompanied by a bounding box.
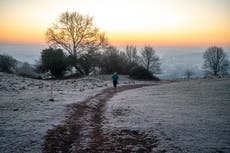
[43,84,158,153]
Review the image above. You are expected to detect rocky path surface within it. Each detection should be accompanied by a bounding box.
[43,84,158,153]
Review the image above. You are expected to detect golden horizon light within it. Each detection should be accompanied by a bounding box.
[0,0,230,46]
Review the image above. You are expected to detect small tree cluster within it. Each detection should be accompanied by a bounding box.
[98,45,160,80]
[38,45,161,80]
[42,11,161,80]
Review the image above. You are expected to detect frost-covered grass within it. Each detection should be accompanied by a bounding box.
[104,78,230,153]
[2,72,229,153]
[0,73,135,153]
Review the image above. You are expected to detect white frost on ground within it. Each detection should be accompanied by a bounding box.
[104,78,230,153]
[0,72,136,153]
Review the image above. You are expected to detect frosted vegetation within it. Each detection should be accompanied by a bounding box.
[1,43,230,79]
[0,72,135,153]
[0,71,230,152]
[104,78,230,152]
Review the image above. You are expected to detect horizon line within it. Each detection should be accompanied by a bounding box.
[1,40,230,48]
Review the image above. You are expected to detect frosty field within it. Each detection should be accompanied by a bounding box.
[1,72,230,153]
[104,78,230,152]
[0,72,117,153]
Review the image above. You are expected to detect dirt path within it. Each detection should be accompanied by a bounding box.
[43,84,158,153]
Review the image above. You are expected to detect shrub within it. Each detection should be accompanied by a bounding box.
[129,65,159,80]
[15,62,39,78]
[40,48,68,78]
[0,54,17,73]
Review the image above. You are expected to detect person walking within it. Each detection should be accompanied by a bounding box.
[112,72,119,91]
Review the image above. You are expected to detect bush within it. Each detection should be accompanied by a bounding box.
[129,65,159,80]
[40,48,68,78]
[15,62,39,78]
[0,54,17,73]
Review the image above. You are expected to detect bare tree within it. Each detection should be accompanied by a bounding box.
[203,46,229,77]
[125,45,138,63]
[141,46,161,74]
[99,46,130,74]
[46,11,108,74]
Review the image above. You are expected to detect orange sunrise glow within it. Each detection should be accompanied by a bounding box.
[0,0,230,46]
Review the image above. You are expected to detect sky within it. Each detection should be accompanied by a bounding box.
[0,0,230,46]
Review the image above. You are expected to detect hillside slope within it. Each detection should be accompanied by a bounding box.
[104,78,230,152]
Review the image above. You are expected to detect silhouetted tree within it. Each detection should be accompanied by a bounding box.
[0,54,17,73]
[46,11,108,75]
[203,46,229,77]
[125,45,138,63]
[100,46,128,74]
[140,46,161,74]
[40,48,68,78]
